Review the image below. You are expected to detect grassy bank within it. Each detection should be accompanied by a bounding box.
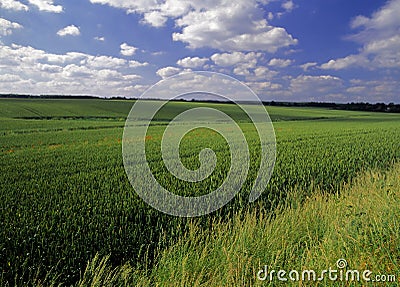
[74,162,400,286]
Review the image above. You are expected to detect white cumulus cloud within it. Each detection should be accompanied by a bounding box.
[321,0,400,70]
[0,0,29,11]
[156,66,182,79]
[300,62,317,71]
[120,43,138,56]
[142,11,168,27]
[0,42,147,97]
[27,0,63,13]
[282,0,294,12]
[290,75,344,98]
[346,79,400,102]
[268,58,292,68]
[211,52,261,67]
[177,56,208,68]
[94,36,105,41]
[88,0,297,53]
[172,1,297,52]
[320,55,367,70]
[89,0,158,14]
[57,25,80,37]
[251,66,278,80]
[0,18,23,36]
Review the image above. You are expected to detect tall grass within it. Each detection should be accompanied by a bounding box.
[75,162,400,286]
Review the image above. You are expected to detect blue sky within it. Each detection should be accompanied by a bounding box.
[0,0,399,103]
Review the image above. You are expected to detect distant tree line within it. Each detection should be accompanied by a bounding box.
[1,94,399,113]
[264,101,400,113]
[0,94,98,99]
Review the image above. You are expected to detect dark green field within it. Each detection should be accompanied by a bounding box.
[1,98,400,286]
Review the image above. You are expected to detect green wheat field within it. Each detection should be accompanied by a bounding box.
[1,98,400,286]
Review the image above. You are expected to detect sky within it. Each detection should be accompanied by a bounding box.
[0,0,399,103]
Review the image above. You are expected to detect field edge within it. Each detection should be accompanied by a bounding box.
[36,161,400,287]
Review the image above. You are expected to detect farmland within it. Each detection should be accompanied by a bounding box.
[1,98,400,286]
